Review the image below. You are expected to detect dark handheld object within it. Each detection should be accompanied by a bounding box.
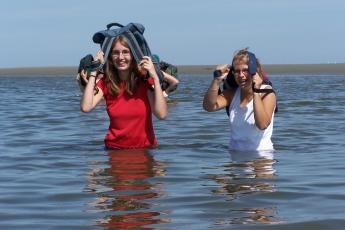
[159,61,178,78]
[158,61,169,71]
[77,54,100,95]
[248,52,257,75]
[247,52,275,94]
[213,65,232,78]
[78,54,92,74]
[78,54,102,74]
[213,70,222,78]
[78,54,103,86]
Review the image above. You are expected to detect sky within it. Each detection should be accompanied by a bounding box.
[1,0,345,68]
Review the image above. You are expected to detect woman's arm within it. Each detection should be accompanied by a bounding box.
[253,90,276,129]
[140,56,168,119]
[252,73,276,129]
[80,50,105,113]
[203,64,232,112]
[162,71,179,95]
[80,72,104,113]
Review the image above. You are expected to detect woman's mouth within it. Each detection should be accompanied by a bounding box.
[238,79,248,86]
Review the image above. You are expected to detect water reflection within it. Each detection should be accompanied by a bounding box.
[210,150,280,225]
[86,149,170,229]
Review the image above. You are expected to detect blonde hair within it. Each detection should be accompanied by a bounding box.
[104,36,139,96]
[232,48,264,78]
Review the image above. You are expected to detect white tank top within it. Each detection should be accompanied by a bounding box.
[228,87,274,151]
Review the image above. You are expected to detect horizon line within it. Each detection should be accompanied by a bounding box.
[1,63,345,75]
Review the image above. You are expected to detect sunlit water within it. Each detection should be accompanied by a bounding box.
[1,74,345,229]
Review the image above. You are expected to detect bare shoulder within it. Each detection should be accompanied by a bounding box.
[261,85,276,101]
[261,84,273,89]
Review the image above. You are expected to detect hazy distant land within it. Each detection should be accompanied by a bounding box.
[178,64,345,75]
[1,64,345,76]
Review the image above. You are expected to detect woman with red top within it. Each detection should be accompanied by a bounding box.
[80,35,167,149]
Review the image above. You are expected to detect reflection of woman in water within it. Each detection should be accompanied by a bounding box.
[86,149,169,228]
[210,150,280,225]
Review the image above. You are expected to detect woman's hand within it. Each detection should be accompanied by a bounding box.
[214,64,230,82]
[87,50,105,77]
[79,70,89,83]
[139,56,157,78]
[94,50,105,64]
[252,72,263,89]
[143,55,167,119]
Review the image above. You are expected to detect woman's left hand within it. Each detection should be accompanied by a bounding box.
[252,72,263,89]
[94,50,105,64]
[139,56,157,78]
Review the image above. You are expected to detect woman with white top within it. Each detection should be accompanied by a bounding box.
[203,49,276,151]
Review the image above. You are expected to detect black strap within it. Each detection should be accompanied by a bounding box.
[252,84,275,94]
[106,23,124,30]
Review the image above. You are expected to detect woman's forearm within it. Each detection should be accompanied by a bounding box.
[152,72,168,119]
[162,72,179,94]
[80,76,96,112]
[253,93,273,129]
[203,79,222,111]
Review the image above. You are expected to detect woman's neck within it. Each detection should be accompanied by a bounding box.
[118,70,130,81]
[240,87,253,102]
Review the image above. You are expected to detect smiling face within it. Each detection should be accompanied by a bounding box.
[233,59,251,88]
[110,38,133,73]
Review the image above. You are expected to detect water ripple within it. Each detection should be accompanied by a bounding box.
[1,75,345,229]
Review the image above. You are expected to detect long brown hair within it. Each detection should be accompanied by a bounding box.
[104,36,140,96]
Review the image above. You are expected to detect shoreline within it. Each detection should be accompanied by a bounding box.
[1,63,345,76]
[178,64,345,75]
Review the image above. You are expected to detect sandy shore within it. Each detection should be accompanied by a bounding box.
[179,63,345,75]
[1,64,345,76]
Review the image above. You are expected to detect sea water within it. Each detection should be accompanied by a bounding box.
[0,74,345,229]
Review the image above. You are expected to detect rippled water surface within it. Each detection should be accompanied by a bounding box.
[1,74,345,229]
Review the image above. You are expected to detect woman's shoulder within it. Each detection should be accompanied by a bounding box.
[261,84,273,90]
[259,84,276,102]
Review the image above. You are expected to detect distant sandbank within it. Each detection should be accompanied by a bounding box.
[1,63,345,76]
[179,63,345,75]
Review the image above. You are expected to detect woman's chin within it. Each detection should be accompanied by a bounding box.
[116,66,130,71]
[238,82,251,89]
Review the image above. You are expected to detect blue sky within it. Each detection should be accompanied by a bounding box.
[1,0,344,68]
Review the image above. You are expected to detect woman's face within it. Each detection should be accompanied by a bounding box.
[110,41,133,72]
[233,62,251,88]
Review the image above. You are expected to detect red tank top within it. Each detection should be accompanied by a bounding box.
[97,77,157,149]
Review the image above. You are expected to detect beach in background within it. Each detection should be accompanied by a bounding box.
[1,63,345,76]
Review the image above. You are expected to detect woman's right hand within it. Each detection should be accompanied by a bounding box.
[79,70,89,83]
[83,50,105,77]
[214,64,230,81]
[87,50,105,77]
